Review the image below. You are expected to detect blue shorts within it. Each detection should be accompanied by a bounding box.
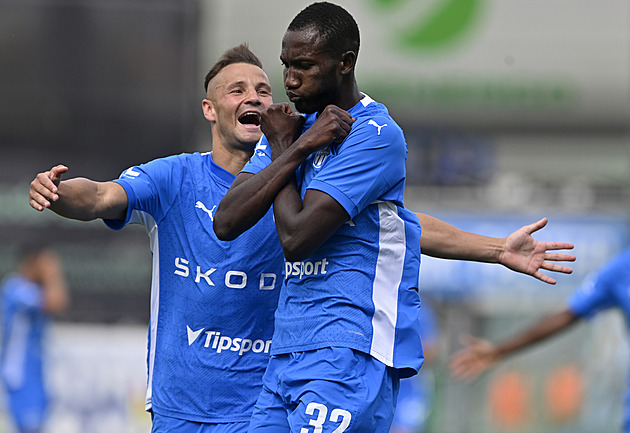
[151,412,249,433]
[248,347,400,433]
[5,381,48,433]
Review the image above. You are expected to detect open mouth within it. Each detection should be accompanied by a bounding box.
[238,111,261,126]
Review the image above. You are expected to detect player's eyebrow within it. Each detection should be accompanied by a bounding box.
[217,80,268,89]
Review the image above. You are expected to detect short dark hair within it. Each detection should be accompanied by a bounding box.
[288,2,360,57]
[204,43,263,91]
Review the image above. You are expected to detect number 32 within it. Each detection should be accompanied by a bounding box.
[300,402,352,433]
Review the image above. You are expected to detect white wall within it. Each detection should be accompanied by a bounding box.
[0,324,151,433]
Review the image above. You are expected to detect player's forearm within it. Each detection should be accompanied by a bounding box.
[274,186,349,262]
[494,310,579,359]
[48,178,100,220]
[273,181,303,257]
[214,143,310,241]
[272,180,320,261]
[51,178,121,221]
[417,213,504,263]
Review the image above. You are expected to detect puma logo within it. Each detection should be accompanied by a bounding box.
[195,201,216,221]
[368,120,388,135]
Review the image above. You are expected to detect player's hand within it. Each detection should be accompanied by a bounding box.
[300,104,355,152]
[29,164,68,211]
[260,103,306,159]
[499,217,575,285]
[449,335,499,381]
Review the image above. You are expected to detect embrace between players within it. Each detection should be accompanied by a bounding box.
[28,2,575,433]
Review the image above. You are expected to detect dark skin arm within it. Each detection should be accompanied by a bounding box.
[449,309,579,381]
[215,106,574,273]
[213,103,355,254]
[272,177,349,261]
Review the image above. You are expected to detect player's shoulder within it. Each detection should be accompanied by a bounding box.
[352,98,400,136]
[354,115,399,135]
[2,276,40,303]
[0,275,19,296]
[582,251,630,297]
[130,152,201,173]
[148,151,201,164]
[600,249,630,281]
[154,151,202,166]
[350,113,404,150]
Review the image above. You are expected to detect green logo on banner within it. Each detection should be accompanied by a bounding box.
[371,0,482,51]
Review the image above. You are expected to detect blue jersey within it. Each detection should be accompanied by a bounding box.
[1,274,48,395]
[1,274,50,432]
[243,95,423,377]
[568,248,630,323]
[568,247,630,432]
[105,152,283,423]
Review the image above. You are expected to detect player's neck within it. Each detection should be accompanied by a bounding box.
[334,80,362,111]
[210,142,253,176]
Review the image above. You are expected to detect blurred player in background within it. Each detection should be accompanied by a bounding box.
[390,299,440,433]
[1,245,69,433]
[28,44,283,433]
[450,247,630,433]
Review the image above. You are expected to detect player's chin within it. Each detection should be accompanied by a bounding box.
[238,128,263,147]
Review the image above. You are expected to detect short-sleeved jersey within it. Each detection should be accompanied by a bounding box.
[0,274,48,393]
[243,94,423,377]
[568,248,630,322]
[104,152,283,423]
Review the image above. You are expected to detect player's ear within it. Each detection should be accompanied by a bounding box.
[202,98,217,122]
[339,51,356,76]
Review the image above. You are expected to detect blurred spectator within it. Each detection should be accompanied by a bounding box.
[1,245,69,433]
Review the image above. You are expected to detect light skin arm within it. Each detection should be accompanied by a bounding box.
[417,213,575,285]
[29,164,128,221]
[449,309,579,381]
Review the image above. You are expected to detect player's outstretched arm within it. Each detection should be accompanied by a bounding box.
[416,214,575,285]
[449,309,579,381]
[499,217,575,284]
[448,336,500,381]
[29,164,127,221]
